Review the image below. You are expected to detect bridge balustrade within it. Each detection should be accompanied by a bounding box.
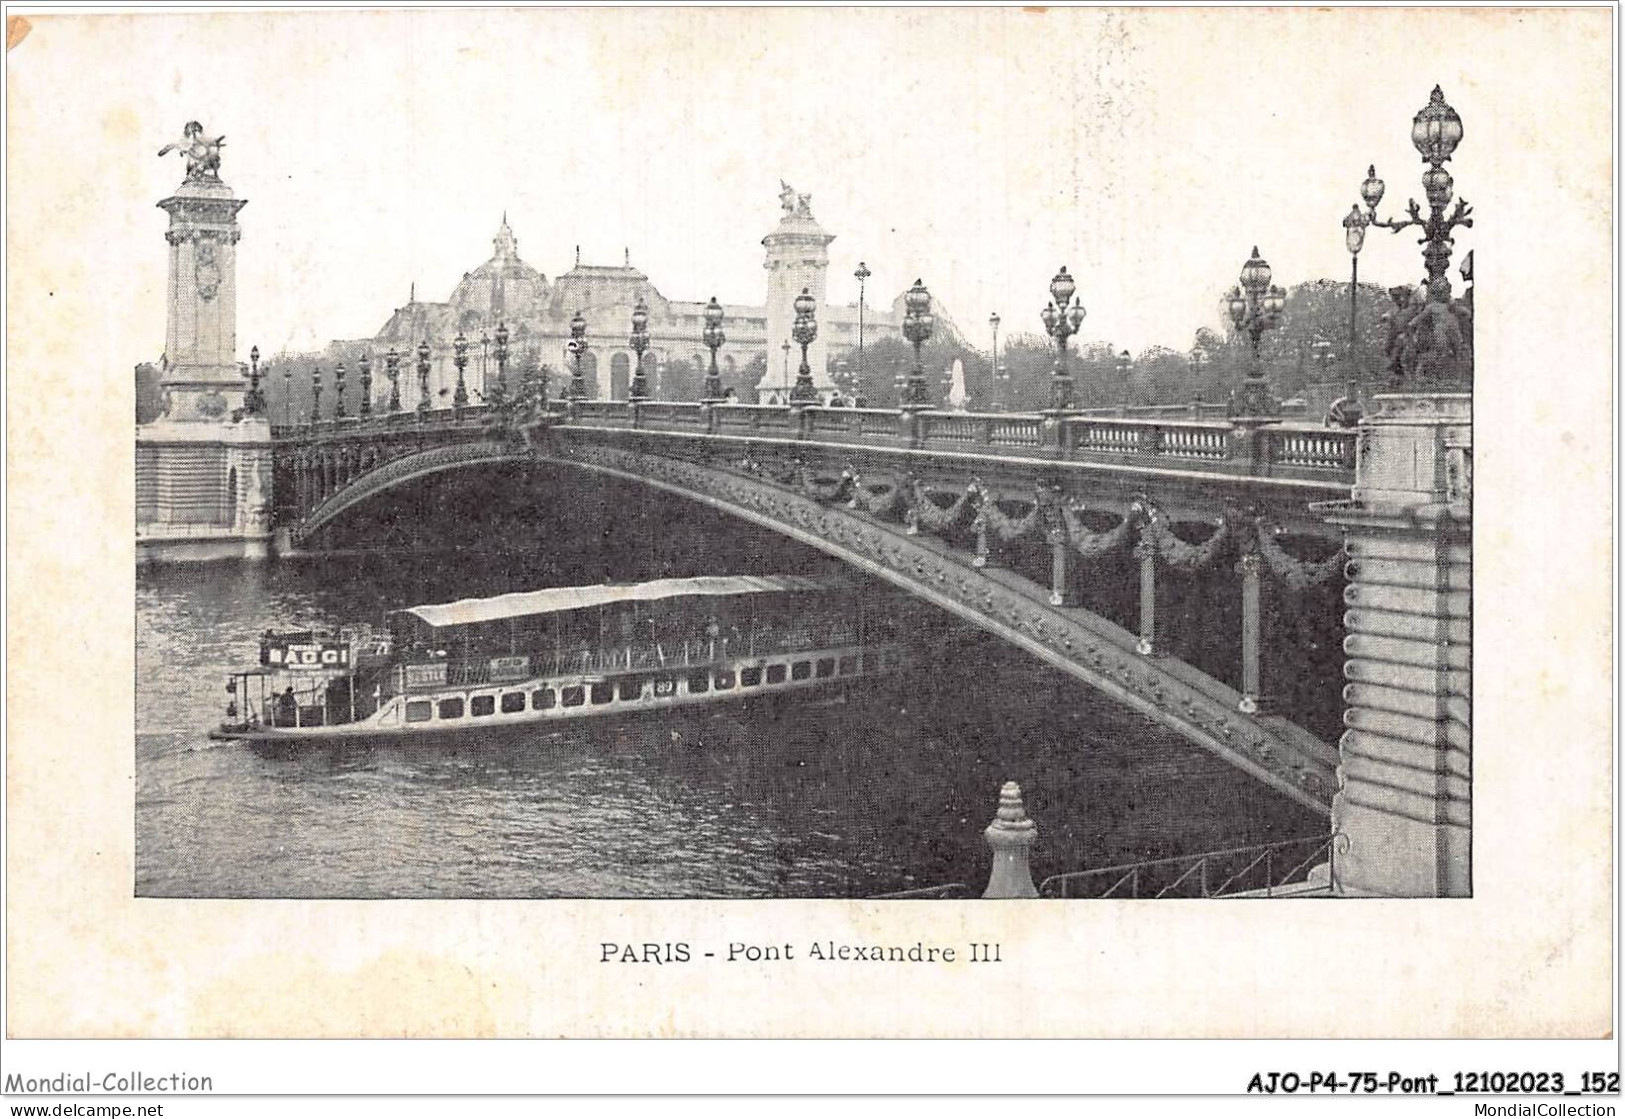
[1265,428,1356,471]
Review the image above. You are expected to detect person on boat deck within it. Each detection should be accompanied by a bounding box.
[275,686,297,727]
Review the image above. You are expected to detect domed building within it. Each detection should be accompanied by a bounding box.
[324,188,951,406]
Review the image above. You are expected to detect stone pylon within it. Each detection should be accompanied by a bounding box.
[1319,393,1472,896]
[137,127,274,562]
[758,185,835,400]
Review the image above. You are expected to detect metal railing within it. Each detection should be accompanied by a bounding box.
[1039,833,1341,899]
[273,399,1357,483]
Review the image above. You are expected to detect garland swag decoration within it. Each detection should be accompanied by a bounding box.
[977,491,1044,543]
[908,479,980,531]
[1060,504,1135,560]
[799,465,853,504]
[1257,524,1346,592]
[847,475,907,517]
[1140,508,1230,571]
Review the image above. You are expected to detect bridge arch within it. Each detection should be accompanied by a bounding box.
[294,437,1337,814]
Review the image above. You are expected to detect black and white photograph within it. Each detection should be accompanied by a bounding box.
[4,0,1615,1091]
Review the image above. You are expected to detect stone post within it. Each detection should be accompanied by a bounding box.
[1236,543,1267,713]
[1048,527,1073,607]
[1135,538,1160,656]
[983,781,1039,899]
[1319,393,1471,897]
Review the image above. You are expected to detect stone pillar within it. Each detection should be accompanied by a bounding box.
[1048,529,1072,607]
[1135,539,1160,656]
[136,148,275,563]
[983,781,1039,899]
[758,188,836,398]
[1320,393,1471,897]
[1236,545,1266,712]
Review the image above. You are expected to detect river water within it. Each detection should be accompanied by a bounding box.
[135,468,1323,898]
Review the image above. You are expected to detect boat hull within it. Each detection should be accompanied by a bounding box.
[211,643,903,751]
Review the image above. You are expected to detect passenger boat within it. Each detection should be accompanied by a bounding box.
[208,574,907,747]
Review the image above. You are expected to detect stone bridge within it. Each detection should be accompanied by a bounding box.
[273,400,1364,817]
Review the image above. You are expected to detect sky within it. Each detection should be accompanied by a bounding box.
[5,7,1612,362]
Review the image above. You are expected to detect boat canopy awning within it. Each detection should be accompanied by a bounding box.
[387,574,854,630]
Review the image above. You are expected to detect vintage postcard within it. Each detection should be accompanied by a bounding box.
[3,3,1614,1063]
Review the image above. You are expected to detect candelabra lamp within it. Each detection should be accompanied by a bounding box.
[899,279,934,409]
[310,365,323,424]
[789,288,819,403]
[702,297,726,402]
[1225,247,1286,419]
[385,348,401,413]
[1040,266,1085,412]
[358,352,372,419]
[452,332,470,419]
[568,310,589,401]
[628,299,651,401]
[416,341,431,420]
[244,345,264,416]
[1354,85,1474,387]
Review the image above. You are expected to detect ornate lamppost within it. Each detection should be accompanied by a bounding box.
[628,298,651,401]
[899,279,934,409]
[358,352,372,419]
[854,261,871,389]
[568,310,589,400]
[493,322,509,406]
[415,340,431,420]
[310,365,323,424]
[1355,86,1473,386]
[702,296,726,402]
[452,331,470,418]
[244,345,264,416]
[479,328,490,392]
[385,348,401,413]
[1342,202,1368,388]
[282,362,293,425]
[1040,266,1086,412]
[332,360,347,420]
[1116,348,1132,412]
[1225,247,1286,418]
[988,312,1001,410]
[789,287,819,403]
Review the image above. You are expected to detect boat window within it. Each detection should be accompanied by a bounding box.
[765,663,787,685]
[791,660,813,681]
[590,682,614,705]
[617,679,643,701]
[687,672,710,694]
[740,666,762,687]
[438,697,465,719]
[562,686,585,707]
[838,654,859,676]
[501,692,526,714]
[405,700,433,723]
[816,657,836,678]
[713,668,735,690]
[470,695,496,717]
[533,688,557,710]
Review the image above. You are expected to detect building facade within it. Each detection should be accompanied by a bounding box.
[323,189,930,406]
